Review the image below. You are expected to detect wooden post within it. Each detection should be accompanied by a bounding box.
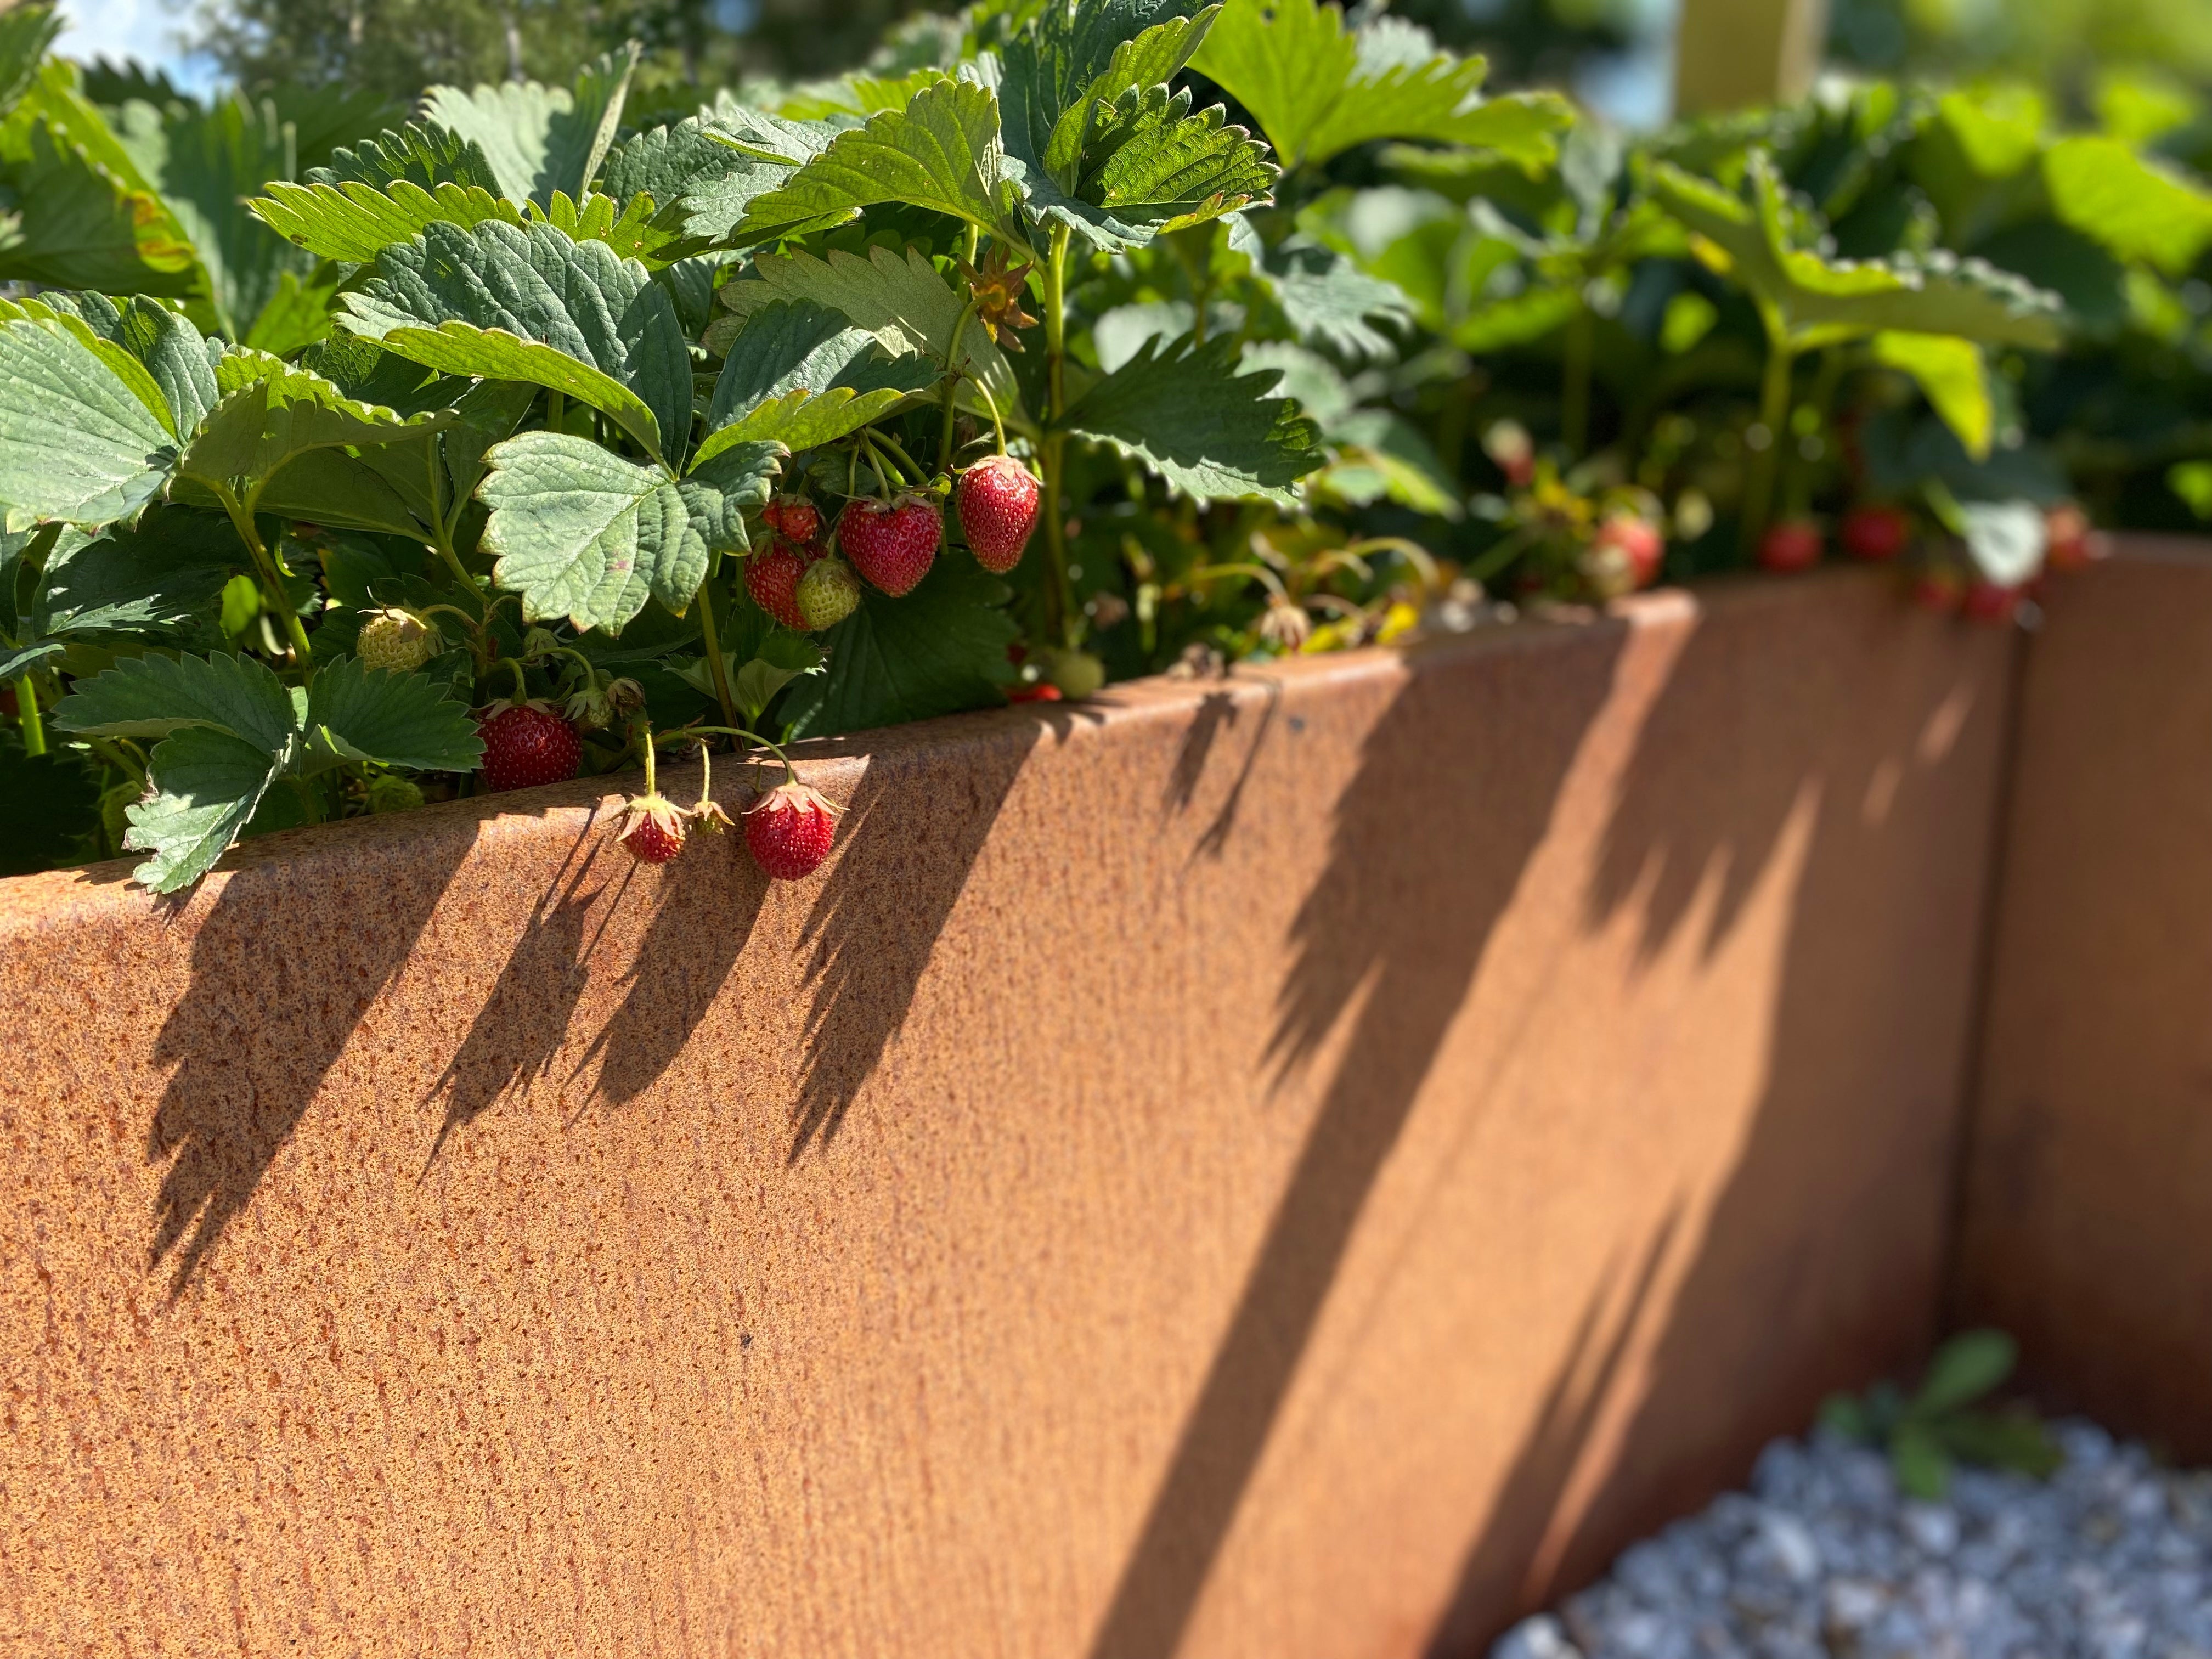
[1673,0,1831,116]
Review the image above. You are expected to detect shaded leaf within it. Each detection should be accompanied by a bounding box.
[701,297,938,460]
[0,742,100,878]
[34,507,245,633]
[711,244,1023,426]
[1059,330,1324,501]
[302,654,483,772]
[781,552,1016,737]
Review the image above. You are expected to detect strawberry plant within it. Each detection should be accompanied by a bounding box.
[0,0,1559,888]
[7,0,2212,885]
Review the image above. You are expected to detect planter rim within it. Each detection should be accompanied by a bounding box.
[4,551,2153,923]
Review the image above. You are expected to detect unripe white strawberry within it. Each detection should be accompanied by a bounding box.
[358,608,439,673]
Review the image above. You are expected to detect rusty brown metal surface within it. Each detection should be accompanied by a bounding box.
[0,571,2013,1657]
[1955,541,2212,1461]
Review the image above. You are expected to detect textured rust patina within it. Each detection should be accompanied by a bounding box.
[1956,540,2212,1460]
[0,571,2014,1657]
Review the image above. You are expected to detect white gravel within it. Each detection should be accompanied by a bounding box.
[1492,1423,2212,1659]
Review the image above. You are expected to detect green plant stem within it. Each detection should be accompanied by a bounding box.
[694,573,741,732]
[547,388,565,435]
[1561,301,1594,459]
[656,724,797,786]
[1040,221,1076,645]
[638,721,657,796]
[14,672,45,757]
[226,506,314,663]
[872,430,928,487]
[1740,309,1796,556]
[939,298,979,471]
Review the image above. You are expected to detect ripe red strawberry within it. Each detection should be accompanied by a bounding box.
[838,494,940,596]
[795,556,861,630]
[478,704,582,793]
[957,456,1042,573]
[762,496,825,545]
[615,793,687,864]
[1840,504,1911,562]
[1963,580,2021,624]
[746,541,815,630]
[1757,518,1823,573]
[743,781,840,880]
[1604,513,1665,587]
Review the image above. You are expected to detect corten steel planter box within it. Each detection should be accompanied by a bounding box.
[1956,538,2212,1461]
[1,569,2016,1658]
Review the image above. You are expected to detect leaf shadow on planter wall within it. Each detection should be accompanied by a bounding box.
[146,816,486,1298]
[568,782,771,1114]
[1161,684,1280,862]
[425,810,625,1162]
[1086,635,1629,1659]
[1426,597,2011,1650]
[783,716,1053,1160]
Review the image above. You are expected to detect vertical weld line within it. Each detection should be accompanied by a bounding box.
[1934,617,2036,1338]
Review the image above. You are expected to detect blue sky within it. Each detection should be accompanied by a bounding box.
[53,0,220,93]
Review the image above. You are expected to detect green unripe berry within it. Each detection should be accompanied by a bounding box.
[795,557,862,630]
[358,608,439,673]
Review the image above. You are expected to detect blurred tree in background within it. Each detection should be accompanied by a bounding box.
[1828,0,2212,98]
[184,0,932,98]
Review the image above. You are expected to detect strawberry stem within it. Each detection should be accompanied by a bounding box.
[939,297,979,471]
[493,656,530,705]
[873,430,928,488]
[693,574,742,732]
[14,670,44,757]
[655,725,798,788]
[638,721,657,797]
[968,373,1008,456]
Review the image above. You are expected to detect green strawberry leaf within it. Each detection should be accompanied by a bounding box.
[33,506,247,633]
[2042,135,2212,277]
[306,122,503,193]
[0,303,177,532]
[699,297,938,461]
[1872,331,1993,458]
[709,244,1024,428]
[174,349,448,524]
[115,297,219,437]
[1651,153,2066,351]
[1190,0,1569,170]
[0,639,65,681]
[0,62,200,294]
[477,431,783,633]
[781,552,1017,738]
[55,647,299,754]
[997,0,1223,191]
[599,115,794,245]
[733,78,1026,247]
[336,218,693,469]
[1059,330,1324,501]
[1252,237,1413,360]
[301,654,484,772]
[0,3,61,112]
[122,725,286,893]
[420,43,640,208]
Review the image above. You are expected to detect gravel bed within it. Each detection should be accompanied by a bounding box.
[1493,1423,2212,1659]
